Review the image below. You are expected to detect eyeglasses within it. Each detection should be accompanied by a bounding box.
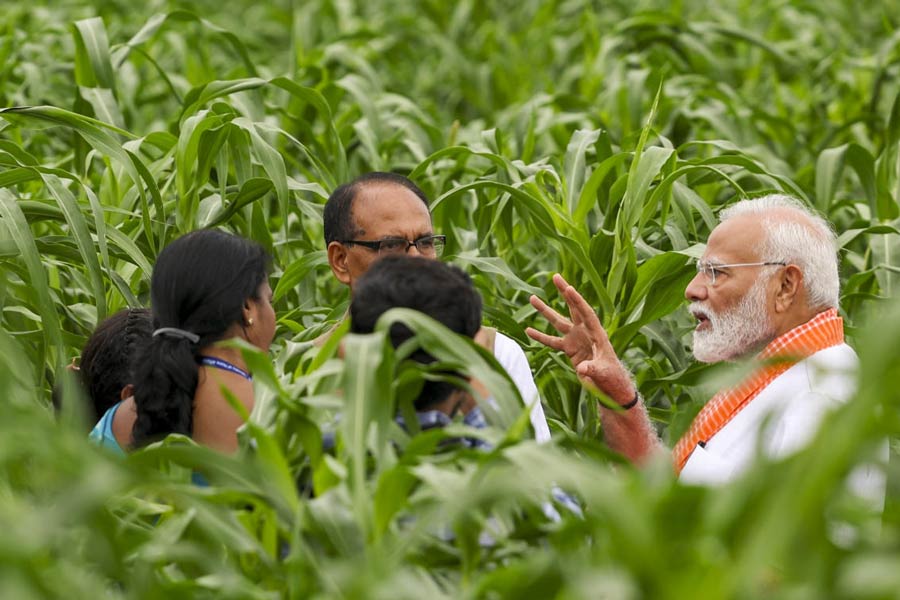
[341,234,446,257]
[695,259,787,286]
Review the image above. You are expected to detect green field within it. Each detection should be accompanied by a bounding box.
[2,0,900,597]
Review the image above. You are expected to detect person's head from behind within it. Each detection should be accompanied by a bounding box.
[350,255,482,412]
[78,308,152,423]
[685,194,839,363]
[324,172,445,289]
[132,229,273,446]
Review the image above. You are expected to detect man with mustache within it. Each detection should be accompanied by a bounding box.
[527,194,885,490]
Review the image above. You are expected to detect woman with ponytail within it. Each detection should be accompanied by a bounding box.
[90,229,275,454]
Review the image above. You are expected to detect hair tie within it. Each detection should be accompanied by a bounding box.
[152,327,200,344]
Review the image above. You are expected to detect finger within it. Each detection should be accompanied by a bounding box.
[575,361,597,379]
[576,361,634,401]
[529,294,572,333]
[575,364,611,398]
[549,274,584,325]
[562,284,605,334]
[525,327,565,350]
[558,279,590,326]
[547,275,586,326]
[566,286,584,327]
[552,273,572,295]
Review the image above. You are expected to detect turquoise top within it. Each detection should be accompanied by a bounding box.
[88,353,250,484]
[89,401,209,486]
[89,401,126,455]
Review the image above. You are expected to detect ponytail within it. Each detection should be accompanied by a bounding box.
[131,333,199,446]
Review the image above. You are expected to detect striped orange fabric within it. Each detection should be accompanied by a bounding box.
[673,308,844,473]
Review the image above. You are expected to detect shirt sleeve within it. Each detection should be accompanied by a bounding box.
[492,332,552,443]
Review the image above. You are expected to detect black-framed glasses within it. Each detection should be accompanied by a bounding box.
[340,234,446,257]
[695,259,787,286]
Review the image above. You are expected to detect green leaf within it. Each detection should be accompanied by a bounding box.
[72,17,116,89]
[205,178,275,228]
[836,225,900,248]
[563,128,602,215]
[0,189,62,371]
[273,251,329,302]
[815,143,877,213]
[374,308,523,429]
[41,174,107,318]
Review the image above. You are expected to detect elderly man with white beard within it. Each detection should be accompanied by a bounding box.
[527,194,886,496]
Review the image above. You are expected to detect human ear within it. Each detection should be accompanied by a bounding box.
[120,383,134,401]
[327,241,352,285]
[242,297,253,325]
[774,264,803,313]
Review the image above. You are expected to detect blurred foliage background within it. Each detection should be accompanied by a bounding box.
[1,0,900,597]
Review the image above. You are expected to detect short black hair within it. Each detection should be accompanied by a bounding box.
[323,172,430,244]
[349,256,482,410]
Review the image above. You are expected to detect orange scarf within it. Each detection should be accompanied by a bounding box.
[673,308,844,473]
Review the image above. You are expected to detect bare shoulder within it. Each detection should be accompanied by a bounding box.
[192,372,255,453]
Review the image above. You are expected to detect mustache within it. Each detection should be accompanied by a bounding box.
[689,303,712,319]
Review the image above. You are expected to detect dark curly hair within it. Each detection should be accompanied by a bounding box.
[75,308,152,423]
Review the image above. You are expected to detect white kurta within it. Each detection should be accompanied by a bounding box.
[680,343,887,505]
[493,332,552,443]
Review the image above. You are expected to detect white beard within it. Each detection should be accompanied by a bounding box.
[691,277,776,363]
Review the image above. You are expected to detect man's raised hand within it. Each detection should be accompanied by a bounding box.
[526,274,635,406]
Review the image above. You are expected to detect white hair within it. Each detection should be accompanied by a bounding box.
[718,194,840,310]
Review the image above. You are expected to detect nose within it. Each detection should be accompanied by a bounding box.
[406,242,422,257]
[684,271,708,303]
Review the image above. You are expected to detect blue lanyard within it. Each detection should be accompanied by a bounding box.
[198,356,252,381]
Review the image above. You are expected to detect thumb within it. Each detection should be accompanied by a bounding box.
[575,361,595,378]
[578,361,635,404]
[575,362,604,389]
